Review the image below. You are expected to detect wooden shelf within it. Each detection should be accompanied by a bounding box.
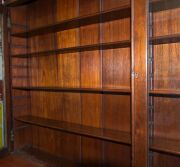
[11,33,180,58]
[151,0,180,12]
[4,0,37,7]
[16,147,82,167]
[13,86,131,94]
[150,34,180,45]
[150,137,180,156]
[11,6,130,38]
[15,115,131,145]
[12,40,131,58]
[149,89,180,96]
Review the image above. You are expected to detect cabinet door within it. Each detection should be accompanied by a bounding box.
[148,0,180,167]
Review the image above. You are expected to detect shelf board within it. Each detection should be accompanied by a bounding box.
[12,86,131,94]
[15,115,131,145]
[150,137,180,156]
[151,0,180,12]
[150,34,180,45]
[12,40,131,58]
[16,147,82,167]
[11,33,180,58]
[4,0,37,7]
[11,6,130,38]
[149,89,180,96]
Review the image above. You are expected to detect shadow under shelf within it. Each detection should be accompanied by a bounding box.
[149,89,180,97]
[4,0,37,7]
[11,40,131,58]
[11,6,131,38]
[12,86,131,94]
[11,34,180,58]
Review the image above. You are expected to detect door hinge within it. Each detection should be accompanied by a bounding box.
[10,130,14,142]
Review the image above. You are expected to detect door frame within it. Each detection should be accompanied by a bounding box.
[0,4,12,157]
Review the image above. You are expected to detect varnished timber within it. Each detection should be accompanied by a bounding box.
[151,0,180,12]
[150,34,180,45]
[149,90,180,96]
[12,40,130,58]
[150,137,180,156]
[10,0,131,166]
[12,86,131,94]
[15,115,131,144]
[11,33,180,58]
[149,0,180,166]
[11,6,131,38]
[132,0,148,166]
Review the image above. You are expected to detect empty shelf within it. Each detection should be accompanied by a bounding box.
[150,137,180,156]
[15,115,131,145]
[149,89,180,96]
[151,0,180,12]
[11,6,130,38]
[12,40,131,58]
[150,34,180,45]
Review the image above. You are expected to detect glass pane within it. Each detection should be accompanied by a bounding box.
[149,0,180,166]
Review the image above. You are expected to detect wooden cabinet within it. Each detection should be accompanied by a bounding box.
[148,0,180,166]
[3,0,180,166]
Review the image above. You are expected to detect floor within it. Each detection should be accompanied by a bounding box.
[0,154,45,167]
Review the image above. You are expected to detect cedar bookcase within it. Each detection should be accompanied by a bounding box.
[3,0,180,166]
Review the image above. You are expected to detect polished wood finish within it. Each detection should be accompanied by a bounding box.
[151,34,180,45]
[149,0,180,166]
[150,90,180,96]
[150,137,180,156]
[12,40,131,58]
[15,115,131,144]
[11,6,131,38]
[5,0,180,167]
[7,0,132,166]
[132,0,148,166]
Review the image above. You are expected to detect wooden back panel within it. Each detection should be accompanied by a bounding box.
[25,0,131,166]
[150,2,180,166]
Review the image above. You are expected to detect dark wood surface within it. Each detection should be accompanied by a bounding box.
[4,0,37,7]
[15,115,131,144]
[132,0,149,166]
[150,89,180,96]
[151,0,180,12]
[0,154,44,167]
[8,0,180,167]
[12,86,131,94]
[150,137,180,156]
[149,0,180,166]
[12,40,130,58]
[150,34,180,45]
[3,6,13,152]
[11,6,131,38]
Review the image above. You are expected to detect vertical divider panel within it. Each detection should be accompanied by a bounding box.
[132,0,149,166]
